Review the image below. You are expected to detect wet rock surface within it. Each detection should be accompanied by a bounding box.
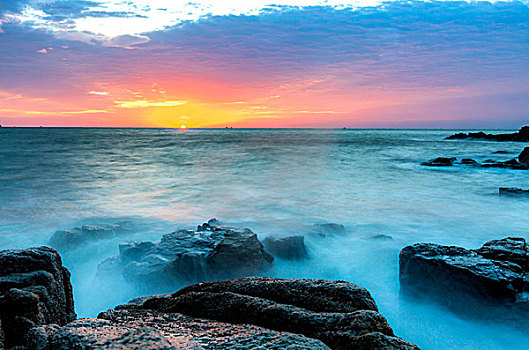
[499,187,529,196]
[98,221,274,289]
[49,221,134,252]
[0,246,76,348]
[263,235,309,260]
[400,237,528,320]
[421,157,456,166]
[446,126,529,142]
[135,277,418,349]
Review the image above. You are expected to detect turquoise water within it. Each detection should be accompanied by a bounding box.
[1,128,528,349]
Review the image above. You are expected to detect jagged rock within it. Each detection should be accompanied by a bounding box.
[499,187,529,196]
[399,237,528,320]
[519,147,529,165]
[446,126,529,142]
[135,277,418,349]
[461,158,479,165]
[421,157,456,166]
[40,311,330,350]
[262,235,308,260]
[98,221,274,290]
[0,246,76,348]
[49,221,134,252]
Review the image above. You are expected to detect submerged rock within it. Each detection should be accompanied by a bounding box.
[421,157,456,166]
[460,158,479,165]
[49,221,134,252]
[98,221,274,289]
[499,187,529,197]
[399,237,528,321]
[369,234,393,241]
[0,246,76,348]
[446,126,529,142]
[310,223,346,237]
[262,235,308,260]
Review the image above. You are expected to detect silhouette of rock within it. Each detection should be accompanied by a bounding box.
[446,126,529,142]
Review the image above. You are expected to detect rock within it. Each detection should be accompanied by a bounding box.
[369,234,393,241]
[461,158,479,165]
[480,158,528,170]
[421,157,456,166]
[310,223,346,237]
[43,311,329,350]
[499,187,529,196]
[262,235,308,260]
[446,126,529,142]
[493,150,510,154]
[0,246,76,348]
[98,221,274,290]
[135,277,418,349]
[49,221,134,252]
[399,237,528,321]
[519,147,529,165]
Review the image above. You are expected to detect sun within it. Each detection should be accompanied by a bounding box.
[180,125,187,130]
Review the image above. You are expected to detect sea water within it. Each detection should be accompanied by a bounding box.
[0,128,528,349]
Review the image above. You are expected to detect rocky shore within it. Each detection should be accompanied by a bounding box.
[0,246,418,349]
[446,126,529,142]
[421,147,529,170]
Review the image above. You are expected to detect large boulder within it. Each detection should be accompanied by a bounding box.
[262,235,309,260]
[121,277,417,349]
[499,187,529,197]
[98,221,274,290]
[446,126,529,142]
[0,246,76,348]
[49,221,134,252]
[399,237,528,320]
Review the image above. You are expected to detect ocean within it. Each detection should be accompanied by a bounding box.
[1,127,528,349]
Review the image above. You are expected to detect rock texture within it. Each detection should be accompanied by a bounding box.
[98,221,274,289]
[0,246,76,348]
[421,157,456,166]
[263,235,308,260]
[49,221,134,252]
[400,237,528,319]
[136,277,419,349]
[446,126,529,142]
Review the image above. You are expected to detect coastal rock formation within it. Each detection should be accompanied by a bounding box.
[499,187,529,196]
[0,246,76,348]
[446,126,529,142]
[399,237,528,319]
[49,221,134,252]
[519,147,529,165]
[262,235,309,260]
[98,221,274,289]
[421,157,456,166]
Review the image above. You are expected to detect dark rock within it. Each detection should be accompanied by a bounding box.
[0,246,76,348]
[135,277,418,349]
[499,187,529,197]
[446,126,529,142]
[262,235,308,260]
[421,157,456,166]
[480,158,529,170]
[519,147,529,165]
[49,221,134,252]
[44,311,330,350]
[399,237,528,321]
[461,158,479,165]
[98,221,274,290]
[310,223,346,237]
[493,151,510,154]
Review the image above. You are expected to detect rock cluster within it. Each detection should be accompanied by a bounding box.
[421,147,529,169]
[421,157,456,166]
[446,126,529,142]
[98,221,274,289]
[400,237,528,320]
[49,221,134,252]
[262,235,308,260]
[0,246,76,348]
[499,187,529,196]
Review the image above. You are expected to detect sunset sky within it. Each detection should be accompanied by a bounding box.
[1,0,528,128]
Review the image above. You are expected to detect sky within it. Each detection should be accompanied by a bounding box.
[0,0,528,128]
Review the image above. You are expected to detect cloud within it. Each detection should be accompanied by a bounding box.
[102,34,151,48]
[89,91,109,95]
[115,100,187,108]
[37,48,47,53]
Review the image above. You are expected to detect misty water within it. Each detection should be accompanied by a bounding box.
[1,128,528,349]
